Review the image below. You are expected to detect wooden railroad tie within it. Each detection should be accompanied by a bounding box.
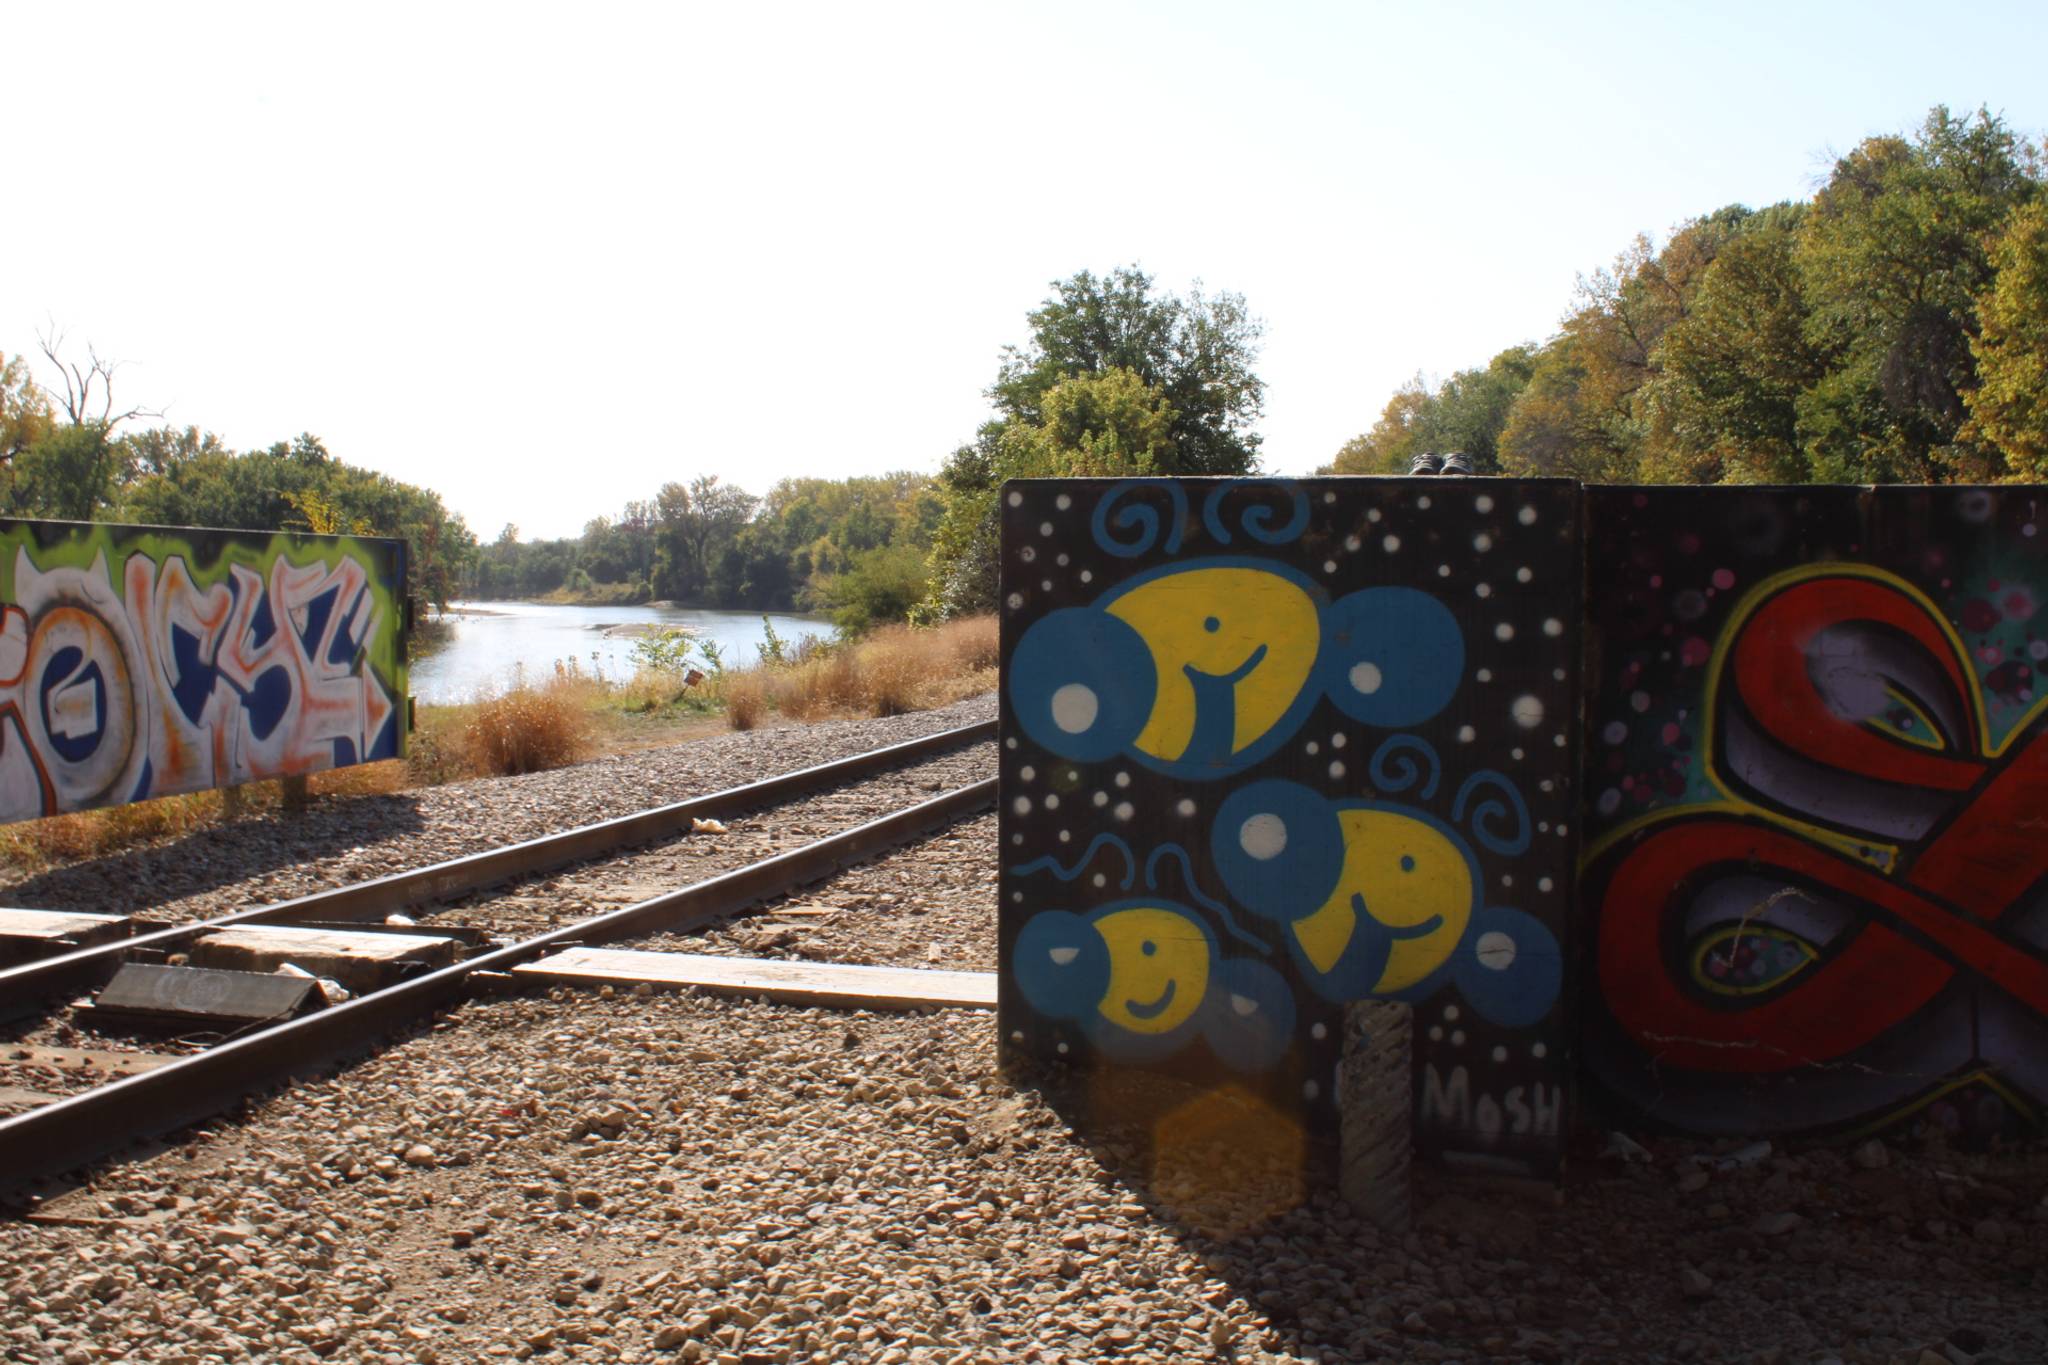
[514,947,996,1012]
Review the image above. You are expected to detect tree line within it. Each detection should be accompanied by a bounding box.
[0,337,475,619]
[1326,107,2048,485]
[469,472,946,632]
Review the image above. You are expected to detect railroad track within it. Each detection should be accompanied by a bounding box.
[0,721,997,1202]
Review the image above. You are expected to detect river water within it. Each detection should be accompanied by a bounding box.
[407,601,834,703]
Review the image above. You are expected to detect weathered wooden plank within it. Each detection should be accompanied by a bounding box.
[514,948,997,1011]
[190,925,462,993]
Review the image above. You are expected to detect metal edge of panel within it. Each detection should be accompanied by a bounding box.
[0,778,995,1204]
[0,719,995,1014]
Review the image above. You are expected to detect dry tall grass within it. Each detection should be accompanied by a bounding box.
[719,615,998,729]
[456,668,598,775]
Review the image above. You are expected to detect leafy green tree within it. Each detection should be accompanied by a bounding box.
[991,266,1264,475]
[1965,199,2048,476]
[1325,348,1535,475]
[1640,205,1821,482]
[0,351,53,473]
[1796,107,2041,481]
[923,367,1184,618]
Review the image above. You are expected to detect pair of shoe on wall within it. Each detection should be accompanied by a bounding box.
[1406,452,1473,476]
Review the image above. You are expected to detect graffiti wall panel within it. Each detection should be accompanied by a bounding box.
[1581,485,2048,1141]
[0,520,407,821]
[998,478,1581,1178]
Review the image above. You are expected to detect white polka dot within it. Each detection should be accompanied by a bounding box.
[1451,1030,1466,1046]
[1239,813,1288,861]
[1113,802,1134,821]
[1324,560,1338,574]
[1310,1022,1328,1041]
[1007,491,1023,507]
[1303,1080,1320,1101]
[1324,491,1337,504]
[1517,566,1532,583]
[1039,522,1053,537]
[1019,765,1036,782]
[1631,691,1650,713]
[1519,506,1538,525]
[1429,1025,1444,1042]
[1058,829,1071,843]
[1493,1046,1508,1063]
[1331,733,1346,749]
[1056,1041,1070,1054]
[1114,771,1131,788]
[1091,873,1105,887]
[1533,1042,1548,1059]
[1012,796,1032,815]
[1345,535,1361,551]
[1417,495,1432,509]
[1439,564,1451,577]
[1476,933,1516,970]
[1368,507,1382,522]
[1057,553,1069,566]
[1020,546,1036,563]
[1383,534,1402,553]
[1349,661,1383,695]
[1495,623,1515,641]
[1328,761,1345,779]
[1006,593,1023,610]
[1538,876,1554,892]
[1011,891,1023,903]
[1044,793,1060,810]
[1306,740,1321,755]
[1474,533,1492,552]
[1011,1030,1026,1043]
[1476,667,1493,683]
[1444,1005,1460,1022]
[1176,798,1197,817]
[1500,874,1513,887]
[1543,618,1564,637]
[1457,725,1475,742]
[1050,684,1098,734]
[1041,579,1052,592]
[1079,570,1092,584]
[1511,747,1524,760]
[1055,493,1072,510]
[1602,721,1627,744]
[1005,737,1017,749]
[1476,583,1492,598]
[1475,495,1494,513]
[1011,833,1023,845]
[1093,791,1108,807]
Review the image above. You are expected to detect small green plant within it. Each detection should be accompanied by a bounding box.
[697,637,726,674]
[630,627,698,675]
[759,617,789,668]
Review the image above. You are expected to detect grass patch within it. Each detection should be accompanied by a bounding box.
[723,615,998,729]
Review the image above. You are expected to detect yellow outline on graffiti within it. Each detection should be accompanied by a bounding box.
[1688,922,1819,996]
[1584,562,2048,876]
[1839,1068,2040,1142]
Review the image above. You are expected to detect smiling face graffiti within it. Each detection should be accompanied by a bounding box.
[1105,565,1323,766]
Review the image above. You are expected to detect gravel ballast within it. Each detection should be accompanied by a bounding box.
[1,695,2045,1363]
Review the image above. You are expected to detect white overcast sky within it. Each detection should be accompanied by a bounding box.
[7,1,2045,540]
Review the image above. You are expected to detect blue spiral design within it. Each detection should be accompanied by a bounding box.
[1091,481,1187,558]
[1369,733,1442,800]
[1201,480,1310,547]
[1452,770,1532,856]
